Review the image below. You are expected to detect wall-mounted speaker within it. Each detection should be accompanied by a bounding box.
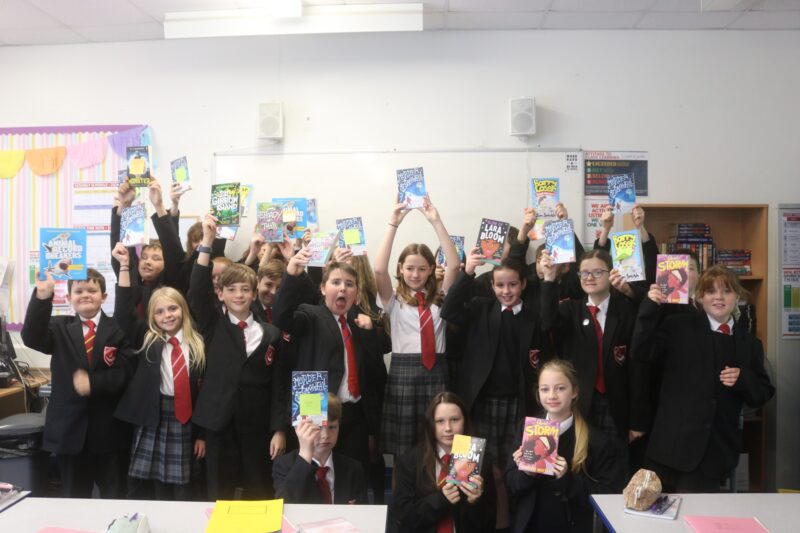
[509,97,536,136]
[258,102,283,141]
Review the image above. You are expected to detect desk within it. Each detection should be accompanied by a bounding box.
[591,493,800,533]
[0,374,49,419]
[0,497,388,533]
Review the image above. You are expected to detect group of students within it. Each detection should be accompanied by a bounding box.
[20,178,775,533]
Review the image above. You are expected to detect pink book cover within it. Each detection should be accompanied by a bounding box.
[518,417,560,475]
[684,515,769,533]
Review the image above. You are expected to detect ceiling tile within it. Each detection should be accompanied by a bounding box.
[28,0,154,26]
[637,11,741,27]
[131,0,240,20]
[448,0,552,12]
[0,26,87,45]
[543,11,642,28]
[550,0,657,12]
[0,0,65,30]
[73,21,164,42]
[446,11,546,29]
[423,10,445,29]
[728,10,800,27]
[753,0,800,10]
[650,0,705,11]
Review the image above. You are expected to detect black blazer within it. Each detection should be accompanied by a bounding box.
[631,299,774,475]
[273,449,368,504]
[540,281,651,435]
[440,271,551,416]
[393,444,496,533]
[21,291,134,454]
[506,422,625,533]
[272,271,382,436]
[188,263,287,434]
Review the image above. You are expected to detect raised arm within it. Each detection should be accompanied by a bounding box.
[595,205,614,250]
[373,200,410,304]
[420,196,460,293]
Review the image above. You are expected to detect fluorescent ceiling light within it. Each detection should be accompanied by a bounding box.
[163,3,424,39]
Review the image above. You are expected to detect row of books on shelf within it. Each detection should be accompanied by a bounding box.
[660,242,753,276]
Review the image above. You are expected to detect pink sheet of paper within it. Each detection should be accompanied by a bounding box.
[684,515,769,533]
[37,528,95,533]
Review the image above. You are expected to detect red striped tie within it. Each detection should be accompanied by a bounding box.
[168,337,192,425]
[416,292,436,370]
[339,315,360,397]
[436,453,454,533]
[316,466,333,504]
[588,305,606,394]
[84,319,96,365]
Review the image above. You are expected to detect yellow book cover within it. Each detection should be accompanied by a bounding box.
[206,499,283,533]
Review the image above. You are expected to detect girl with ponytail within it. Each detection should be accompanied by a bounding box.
[506,359,625,533]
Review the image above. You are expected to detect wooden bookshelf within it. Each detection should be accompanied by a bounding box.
[629,204,769,492]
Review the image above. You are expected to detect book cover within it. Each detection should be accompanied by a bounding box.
[446,434,486,487]
[530,177,560,218]
[239,184,254,218]
[126,146,151,187]
[291,371,328,427]
[170,156,191,193]
[256,202,285,243]
[273,197,309,239]
[656,254,690,304]
[215,226,238,241]
[307,198,319,232]
[436,235,466,267]
[335,217,366,256]
[607,174,636,214]
[475,218,510,266]
[117,169,128,184]
[210,183,241,226]
[396,167,427,210]
[120,203,146,247]
[206,499,283,533]
[683,515,768,533]
[39,228,87,281]
[306,230,342,268]
[623,495,682,521]
[518,417,560,476]
[611,230,645,282]
[544,219,576,265]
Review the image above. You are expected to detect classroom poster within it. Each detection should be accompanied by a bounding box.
[782,211,800,266]
[584,151,648,197]
[583,199,607,248]
[782,269,800,338]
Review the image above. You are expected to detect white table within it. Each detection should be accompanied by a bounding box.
[0,497,388,533]
[591,493,800,533]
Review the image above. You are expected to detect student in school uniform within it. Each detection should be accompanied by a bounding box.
[373,196,461,458]
[252,258,286,325]
[393,391,495,533]
[111,244,206,501]
[630,265,774,493]
[539,248,650,473]
[507,360,624,533]
[188,214,288,500]
[273,393,369,505]
[21,268,134,498]
[440,251,551,530]
[271,247,382,469]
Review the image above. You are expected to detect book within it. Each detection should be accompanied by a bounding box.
[446,434,486,487]
[239,184,254,218]
[544,219,576,265]
[475,218,510,266]
[436,235,466,267]
[611,230,645,282]
[396,167,427,210]
[169,156,191,193]
[623,495,682,521]
[307,198,319,232]
[120,203,146,247]
[296,517,361,533]
[39,228,87,281]
[273,197,309,239]
[530,177,560,218]
[291,371,328,427]
[656,254,690,304]
[210,183,241,226]
[126,146,151,187]
[306,230,342,267]
[335,217,366,256]
[206,499,283,533]
[518,417,560,475]
[215,226,238,241]
[0,482,29,513]
[607,174,636,214]
[117,169,128,184]
[256,202,285,243]
[683,515,768,533]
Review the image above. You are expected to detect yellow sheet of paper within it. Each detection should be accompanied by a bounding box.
[129,158,146,176]
[343,228,362,245]
[299,393,321,416]
[451,434,470,455]
[206,499,283,533]
[174,167,187,182]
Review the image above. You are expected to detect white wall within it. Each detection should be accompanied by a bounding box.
[2,29,799,489]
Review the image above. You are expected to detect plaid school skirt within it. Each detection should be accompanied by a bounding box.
[381,353,448,456]
[128,395,192,485]
[471,395,519,466]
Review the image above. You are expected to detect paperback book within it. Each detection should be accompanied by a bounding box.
[396,167,427,210]
[607,173,636,214]
[210,183,241,226]
[307,198,319,232]
[273,197,309,238]
[436,235,466,267]
[39,228,87,281]
[530,177,560,218]
[475,218,510,266]
[239,184,254,218]
[215,226,238,241]
[120,203,146,247]
[126,146,151,187]
[291,371,328,427]
[656,254,690,304]
[446,434,486,487]
[170,156,191,193]
[306,230,342,267]
[256,202,285,243]
[335,217,366,256]
[611,230,645,282]
[518,417,560,476]
[544,219,576,265]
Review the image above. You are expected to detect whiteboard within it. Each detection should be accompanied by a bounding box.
[213,150,583,273]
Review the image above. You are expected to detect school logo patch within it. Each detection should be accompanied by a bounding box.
[613,345,627,365]
[265,345,275,366]
[282,331,291,343]
[103,346,118,367]
[529,349,541,369]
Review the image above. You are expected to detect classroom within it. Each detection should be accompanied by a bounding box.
[1,1,800,532]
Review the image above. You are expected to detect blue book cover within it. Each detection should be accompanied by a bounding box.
[307,198,319,232]
[120,203,146,247]
[530,177,560,218]
[396,167,427,210]
[607,174,636,214]
[291,371,329,427]
[256,202,284,243]
[336,217,366,256]
[475,218,510,266]
[611,230,645,282]
[39,228,88,280]
[544,219,576,265]
[126,145,151,187]
[273,197,309,239]
[170,156,191,193]
[436,235,466,267]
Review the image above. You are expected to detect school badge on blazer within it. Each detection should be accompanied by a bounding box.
[529,349,541,368]
[103,346,118,367]
[282,331,291,343]
[265,345,275,366]
[613,345,627,365]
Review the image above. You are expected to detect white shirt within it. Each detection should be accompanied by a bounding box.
[313,453,335,503]
[332,311,360,404]
[160,330,191,396]
[586,296,610,332]
[228,312,263,357]
[80,310,103,336]
[546,413,575,436]
[503,302,523,315]
[377,291,446,354]
[707,314,734,334]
